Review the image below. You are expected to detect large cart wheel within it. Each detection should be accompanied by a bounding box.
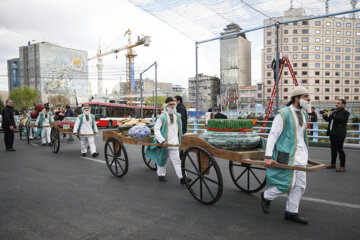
[142,146,157,170]
[50,127,60,153]
[104,137,129,177]
[26,125,31,144]
[229,161,266,193]
[181,146,223,205]
[19,125,23,140]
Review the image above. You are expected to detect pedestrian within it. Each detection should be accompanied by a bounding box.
[174,96,187,134]
[58,107,65,121]
[308,107,318,135]
[35,104,54,146]
[73,104,99,158]
[65,105,74,141]
[205,108,214,125]
[145,97,191,184]
[322,99,349,172]
[214,109,227,119]
[2,99,16,151]
[261,86,311,224]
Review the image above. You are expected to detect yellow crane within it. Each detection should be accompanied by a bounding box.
[88,30,150,104]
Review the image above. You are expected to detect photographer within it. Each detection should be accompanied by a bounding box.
[322,99,349,172]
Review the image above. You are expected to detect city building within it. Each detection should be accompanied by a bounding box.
[0,91,9,104]
[220,23,251,109]
[263,8,360,105]
[8,41,89,105]
[188,74,220,111]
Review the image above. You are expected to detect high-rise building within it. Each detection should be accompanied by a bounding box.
[220,23,251,109]
[188,74,220,111]
[7,58,20,93]
[9,41,89,105]
[263,8,360,104]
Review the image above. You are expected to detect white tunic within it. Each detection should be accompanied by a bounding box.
[73,114,98,135]
[154,113,179,147]
[36,111,53,127]
[265,105,308,166]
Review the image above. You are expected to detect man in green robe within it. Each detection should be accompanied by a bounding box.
[261,86,311,224]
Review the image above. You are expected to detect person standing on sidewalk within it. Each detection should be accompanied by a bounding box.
[2,99,16,151]
[322,99,349,172]
[260,86,311,225]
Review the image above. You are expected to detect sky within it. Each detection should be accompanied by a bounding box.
[0,0,356,94]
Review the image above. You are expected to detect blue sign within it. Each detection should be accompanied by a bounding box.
[131,62,135,92]
[256,104,263,112]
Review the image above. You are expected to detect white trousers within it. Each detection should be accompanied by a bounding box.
[264,169,306,213]
[80,136,96,154]
[157,148,183,179]
[41,127,51,144]
[29,127,34,139]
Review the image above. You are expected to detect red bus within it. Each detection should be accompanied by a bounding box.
[75,102,160,128]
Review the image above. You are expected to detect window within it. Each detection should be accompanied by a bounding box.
[356,64,360,68]
[335,64,341,68]
[315,21,320,26]
[302,20,308,25]
[355,72,360,76]
[293,46,298,51]
[302,29,308,34]
[326,55,331,60]
[302,63,308,67]
[325,88,330,92]
[346,31,351,36]
[325,63,330,68]
[294,21,298,26]
[284,30,288,34]
[267,56,271,61]
[267,40,271,44]
[346,48,351,52]
[336,55,341,60]
[315,71,320,75]
[335,88,340,92]
[345,88,350,93]
[302,46,308,50]
[302,71,307,75]
[293,38,298,42]
[336,31,341,35]
[315,55,320,59]
[267,80,271,84]
[315,38,320,43]
[325,72,330,76]
[325,30,331,35]
[315,63,320,67]
[315,88,320,92]
[267,88,271,93]
[346,39,351,44]
[356,56,360,61]
[302,37,308,42]
[326,22,331,26]
[335,96,339,100]
[357,23,360,28]
[336,47,341,52]
[355,80,360,84]
[294,71,297,75]
[284,96,288,100]
[293,63,297,67]
[267,72,271,77]
[326,39,331,43]
[356,48,360,52]
[345,64,350,68]
[267,48,271,52]
[315,29,320,34]
[284,71,288,75]
[345,56,350,60]
[267,64,271,68]
[345,80,350,84]
[293,29,298,34]
[325,47,331,51]
[293,55,298,59]
[355,96,359,100]
[335,72,340,76]
[284,38,288,43]
[346,23,351,27]
[345,72,350,76]
[336,39,341,44]
[336,22,341,27]
[335,80,340,84]
[315,96,320,100]
[284,88,288,92]
[301,79,307,84]
[284,46,289,51]
[284,79,288,84]
[357,40,360,44]
[325,96,329,100]
[267,31,271,36]
[315,46,320,51]
[302,54,308,59]
[315,79,320,84]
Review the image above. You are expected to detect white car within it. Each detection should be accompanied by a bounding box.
[0,114,2,129]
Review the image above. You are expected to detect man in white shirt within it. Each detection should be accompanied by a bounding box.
[36,105,54,146]
[73,104,99,158]
[261,86,311,224]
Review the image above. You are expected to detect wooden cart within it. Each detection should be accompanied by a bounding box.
[50,122,96,153]
[102,131,326,206]
[21,121,46,144]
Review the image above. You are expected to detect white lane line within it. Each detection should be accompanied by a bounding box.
[80,156,106,164]
[280,195,360,209]
[30,143,39,147]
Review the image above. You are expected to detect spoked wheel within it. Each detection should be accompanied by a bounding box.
[26,125,30,144]
[142,145,157,170]
[181,147,223,205]
[19,125,23,140]
[229,161,266,193]
[104,137,129,177]
[50,127,60,153]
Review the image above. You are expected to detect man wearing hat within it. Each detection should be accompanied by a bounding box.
[260,86,311,224]
[35,104,54,146]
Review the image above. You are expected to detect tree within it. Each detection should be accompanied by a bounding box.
[10,86,38,112]
[145,95,167,108]
[0,96,5,114]
[48,95,70,109]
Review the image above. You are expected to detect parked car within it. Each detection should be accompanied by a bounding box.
[0,114,2,130]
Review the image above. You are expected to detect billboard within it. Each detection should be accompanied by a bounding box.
[39,44,89,103]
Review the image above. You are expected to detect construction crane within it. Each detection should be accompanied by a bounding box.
[88,30,150,104]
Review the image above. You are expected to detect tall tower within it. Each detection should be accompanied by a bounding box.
[96,39,104,97]
[125,29,136,105]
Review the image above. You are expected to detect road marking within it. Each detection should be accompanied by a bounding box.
[30,143,39,147]
[280,195,360,209]
[80,156,105,164]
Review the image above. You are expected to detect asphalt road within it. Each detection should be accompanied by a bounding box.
[0,129,359,240]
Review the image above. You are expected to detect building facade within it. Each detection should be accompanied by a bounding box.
[263,8,360,105]
[220,23,251,109]
[7,58,20,93]
[9,41,89,105]
[188,74,220,111]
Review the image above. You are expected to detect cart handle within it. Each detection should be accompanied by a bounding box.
[241,159,326,172]
[138,143,181,147]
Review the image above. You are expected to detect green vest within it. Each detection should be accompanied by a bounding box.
[77,114,96,133]
[145,113,182,167]
[23,115,31,136]
[35,112,52,137]
[266,106,308,192]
